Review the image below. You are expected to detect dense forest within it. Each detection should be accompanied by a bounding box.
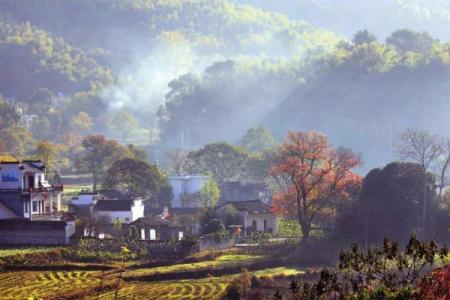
[0,0,449,172]
[239,0,450,40]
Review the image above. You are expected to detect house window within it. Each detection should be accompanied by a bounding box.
[124,217,130,222]
[140,228,146,240]
[32,201,38,213]
[264,219,267,231]
[28,175,34,189]
[252,220,257,229]
[24,203,29,213]
[149,229,156,240]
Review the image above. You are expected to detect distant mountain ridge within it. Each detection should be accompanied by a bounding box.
[237,0,450,41]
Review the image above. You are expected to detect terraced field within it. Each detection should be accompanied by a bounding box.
[94,278,229,300]
[0,252,304,299]
[125,254,263,277]
[0,247,58,258]
[0,270,101,299]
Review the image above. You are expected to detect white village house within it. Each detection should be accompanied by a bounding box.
[0,160,74,245]
[168,175,207,208]
[0,160,63,219]
[68,190,145,224]
[214,200,278,236]
[94,198,145,224]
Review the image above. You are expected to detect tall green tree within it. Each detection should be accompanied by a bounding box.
[69,111,94,135]
[77,135,122,191]
[0,126,33,157]
[186,142,247,183]
[199,175,221,207]
[103,158,168,200]
[239,126,277,153]
[34,141,58,171]
[338,162,437,244]
[0,95,19,130]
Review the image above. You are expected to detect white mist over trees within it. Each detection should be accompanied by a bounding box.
[0,1,449,172]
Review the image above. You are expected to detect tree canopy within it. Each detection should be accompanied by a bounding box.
[103,157,168,201]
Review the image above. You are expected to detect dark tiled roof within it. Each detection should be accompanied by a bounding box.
[1,160,45,172]
[21,161,46,172]
[146,207,202,215]
[94,200,133,211]
[131,216,169,227]
[219,200,271,214]
[220,181,267,190]
[68,203,91,215]
[0,219,67,230]
[97,189,127,200]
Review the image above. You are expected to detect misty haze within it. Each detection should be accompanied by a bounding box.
[0,1,449,299]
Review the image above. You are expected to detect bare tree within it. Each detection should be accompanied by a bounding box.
[435,138,450,199]
[396,128,442,171]
[396,128,443,238]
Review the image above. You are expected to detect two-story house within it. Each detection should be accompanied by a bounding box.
[0,160,64,220]
[0,160,74,245]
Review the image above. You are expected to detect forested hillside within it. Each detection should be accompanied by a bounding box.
[0,0,339,144]
[238,0,450,40]
[0,0,449,172]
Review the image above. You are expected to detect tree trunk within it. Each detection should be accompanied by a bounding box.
[300,220,311,245]
[93,170,97,192]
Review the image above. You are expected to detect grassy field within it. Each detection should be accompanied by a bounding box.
[61,183,93,208]
[0,250,304,299]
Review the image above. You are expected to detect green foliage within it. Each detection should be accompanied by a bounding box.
[70,238,144,262]
[239,126,277,153]
[76,135,125,190]
[246,231,272,244]
[0,18,112,101]
[103,157,168,200]
[0,125,33,157]
[34,140,58,171]
[0,0,339,59]
[277,219,302,238]
[203,218,225,235]
[199,175,221,207]
[280,235,448,299]
[0,94,19,130]
[186,142,248,182]
[337,162,438,244]
[69,111,94,135]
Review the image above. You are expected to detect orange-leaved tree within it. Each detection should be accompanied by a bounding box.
[271,131,362,243]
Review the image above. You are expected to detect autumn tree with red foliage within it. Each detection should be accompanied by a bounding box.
[420,264,450,299]
[271,131,362,243]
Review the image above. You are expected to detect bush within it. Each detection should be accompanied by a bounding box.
[202,229,232,242]
[419,264,450,299]
[203,218,225,235]
[247,231,271,244]
[277,218,302,238]
[280,235,448,299]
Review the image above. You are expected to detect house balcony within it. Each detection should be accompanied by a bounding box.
[30,211,65,221]
[0,185,63,194]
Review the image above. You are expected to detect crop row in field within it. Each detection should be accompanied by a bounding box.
[0,270,101,299]
[0,247,58,258]
[125,254,263,277]
[93,278,229,300]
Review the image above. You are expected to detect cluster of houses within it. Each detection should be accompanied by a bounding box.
[0,160,278,246]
